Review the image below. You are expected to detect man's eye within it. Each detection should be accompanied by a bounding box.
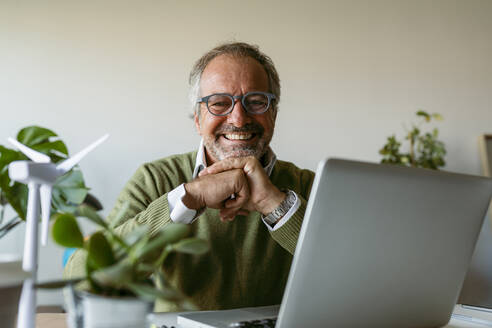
[210,102,229,107]
[246,100,267,107]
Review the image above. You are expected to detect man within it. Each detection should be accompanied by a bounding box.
[65,42,315,311]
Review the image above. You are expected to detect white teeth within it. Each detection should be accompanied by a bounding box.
[224,134,253,140]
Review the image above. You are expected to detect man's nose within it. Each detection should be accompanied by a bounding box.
[226,100,251,127]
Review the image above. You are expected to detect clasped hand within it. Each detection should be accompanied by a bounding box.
[183,156,285,222]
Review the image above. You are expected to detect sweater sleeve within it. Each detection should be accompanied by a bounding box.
[64,155,194,279]
[269,166,315,255]
[108,163,178,237]
[269,195,308,254]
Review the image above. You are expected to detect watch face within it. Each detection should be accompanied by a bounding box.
[286,191,296,206]
[264,191,296,225]
[264,214,279,225]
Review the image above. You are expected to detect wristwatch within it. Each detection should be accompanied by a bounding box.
[263,190,297,225]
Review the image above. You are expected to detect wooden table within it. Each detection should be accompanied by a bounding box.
[36,313,67,328]
[35,310,491,328]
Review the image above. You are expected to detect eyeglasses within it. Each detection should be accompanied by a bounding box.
[197,91,276,116]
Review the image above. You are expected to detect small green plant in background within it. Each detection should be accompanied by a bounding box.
[379,110,447,170]
[0,126,101,238]
[41,204,209,307]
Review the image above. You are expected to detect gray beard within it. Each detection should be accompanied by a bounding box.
[206,138,268,161]
[202,122,270,162]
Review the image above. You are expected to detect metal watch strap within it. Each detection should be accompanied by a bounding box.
[263,190,296,225]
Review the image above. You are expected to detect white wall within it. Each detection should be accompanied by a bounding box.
[1,0,491,305]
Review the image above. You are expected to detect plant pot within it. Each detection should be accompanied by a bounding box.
[0,254,30,328]
[64,287,153,328]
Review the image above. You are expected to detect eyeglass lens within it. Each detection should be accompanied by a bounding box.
[207,93,270,115]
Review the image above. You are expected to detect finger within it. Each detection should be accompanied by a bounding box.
[228,176,250,209]
[220,207,238,217]
[198,168,210,177]
[200,157,248,176]
[224,197,246,209]
[198,159,242,176]
[220,208,240,221]
[237,209,250,216]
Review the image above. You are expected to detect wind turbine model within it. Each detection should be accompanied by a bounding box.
[7,134,109,328]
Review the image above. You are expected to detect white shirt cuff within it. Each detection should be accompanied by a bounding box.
[168,183,198,224]
[262,191,301,231]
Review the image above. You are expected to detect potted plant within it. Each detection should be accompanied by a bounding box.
[379,110,447,170]
[40,204,209,328]
[0,125,103,327]
[0,125,102,239]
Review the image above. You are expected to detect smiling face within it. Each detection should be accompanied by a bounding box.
[195,55,276,165]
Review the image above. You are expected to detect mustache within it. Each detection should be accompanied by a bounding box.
[215,123,264,135]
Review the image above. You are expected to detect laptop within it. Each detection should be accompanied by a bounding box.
[176,158,492,328]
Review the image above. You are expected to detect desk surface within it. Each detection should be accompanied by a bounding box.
[36,306,492,328]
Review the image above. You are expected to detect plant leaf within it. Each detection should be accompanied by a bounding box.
[52,213,84,248]
[87,232,115,269]
[171,238,209,255]
[124,225,149,247]
[0,145,23,170]
[135,224,190,259]
[51,170,89,213]
[54,170,88,204]
[16,126,69,163]
[109,202,130,229]
[1,182,28,220]
[432,113,443,121]
[416,110,430,121]
[17,126,57,147]
[31,140,68,160]
[91,261,133,288]
[82,193,103,211]
[159,223,190,244]
[75,204,107,229]
[0,146,27,219]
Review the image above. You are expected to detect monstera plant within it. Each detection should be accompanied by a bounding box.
[0,126,101,238]
[379,110,447,170]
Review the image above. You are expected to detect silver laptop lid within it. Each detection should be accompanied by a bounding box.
[277,158,492,328]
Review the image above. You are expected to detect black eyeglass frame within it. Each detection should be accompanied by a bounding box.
[196,91,276,116]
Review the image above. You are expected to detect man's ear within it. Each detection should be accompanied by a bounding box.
[194,112,201,135]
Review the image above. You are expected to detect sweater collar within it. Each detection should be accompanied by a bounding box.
[193,138,277,179]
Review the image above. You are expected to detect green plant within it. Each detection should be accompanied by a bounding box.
[379,111,446,170]
[0,126,100,238]
[43,204,209,306]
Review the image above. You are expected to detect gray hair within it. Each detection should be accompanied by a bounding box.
[189,42,281,116]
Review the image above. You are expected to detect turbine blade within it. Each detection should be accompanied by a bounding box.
[40,184,52,246]
[56,134,109,172]
[7,137,51,163]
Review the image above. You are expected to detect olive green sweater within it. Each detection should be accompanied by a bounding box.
[64,151,315,312]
